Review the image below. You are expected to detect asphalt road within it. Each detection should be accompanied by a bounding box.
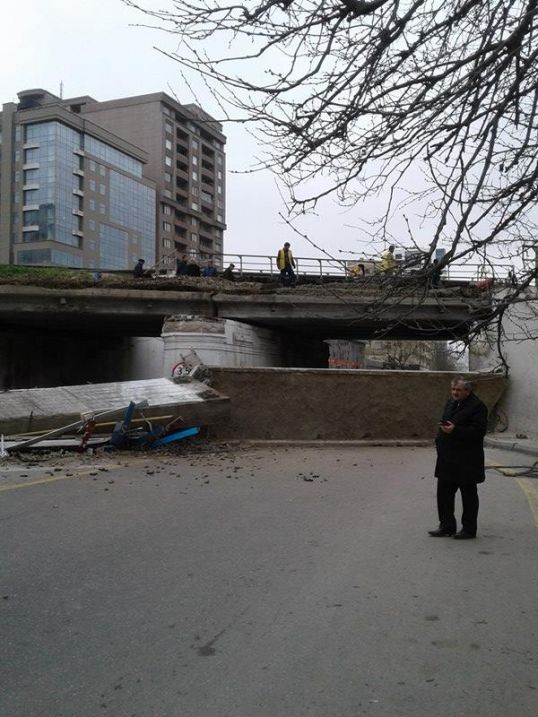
[1,445,537,717]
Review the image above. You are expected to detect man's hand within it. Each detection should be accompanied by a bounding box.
[439,421,455,433]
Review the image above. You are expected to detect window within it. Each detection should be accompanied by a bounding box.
[89,160,96,172]
[191,139,199,149]
[191,202,199,211]
[191,217,198,226]
[99,203,106,215]
[84,135,142,177]
[163,221,172,232]
[165,156,172,167]
[98,223,129,269]
[192,156,198,166]
[24,148,39,163]
[165,139,172,151]
[89,179,96,191]
[89,199,96,211]
[192,171,198,181]
[165,121,173,134]
[164,172,172,184]
[23,168,38,185]
[89,219,96,231]
[191,233,198,243]
[99,183,106,195]
[163,204,172,215]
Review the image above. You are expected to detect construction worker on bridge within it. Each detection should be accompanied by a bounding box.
[380,245,398,274]
[277,242,296,286]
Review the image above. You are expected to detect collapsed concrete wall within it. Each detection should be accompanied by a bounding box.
[209,368,507,440]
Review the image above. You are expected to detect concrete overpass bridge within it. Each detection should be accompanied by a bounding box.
[0,281,494,340]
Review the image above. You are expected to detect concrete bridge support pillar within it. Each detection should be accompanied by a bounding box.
[161,315,328,376]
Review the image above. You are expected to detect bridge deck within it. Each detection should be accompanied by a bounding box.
[0,280,494,340]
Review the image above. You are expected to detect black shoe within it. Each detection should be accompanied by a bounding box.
[453,530,476,540]
[428,528,456,537]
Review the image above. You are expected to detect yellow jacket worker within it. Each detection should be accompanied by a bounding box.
[277,242,296,286]
[380,245,398,273]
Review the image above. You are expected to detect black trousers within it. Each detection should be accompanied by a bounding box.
[436,477,479,535]
[280,267,296,285]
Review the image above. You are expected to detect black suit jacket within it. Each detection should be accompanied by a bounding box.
[435,392,488,483]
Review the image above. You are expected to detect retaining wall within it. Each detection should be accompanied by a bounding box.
[209,368,507,440]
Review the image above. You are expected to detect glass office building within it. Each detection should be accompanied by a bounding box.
[0,90,156,270]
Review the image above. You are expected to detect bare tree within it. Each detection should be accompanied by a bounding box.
[124,0,538,363]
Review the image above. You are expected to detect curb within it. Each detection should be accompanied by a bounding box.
[216,439,432,449]
[484,436,538,458]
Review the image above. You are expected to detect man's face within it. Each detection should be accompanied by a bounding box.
[451,382,470,400]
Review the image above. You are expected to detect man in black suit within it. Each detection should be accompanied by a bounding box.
[429,377,488,540]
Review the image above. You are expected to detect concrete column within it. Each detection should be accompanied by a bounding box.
[161,315,330,375]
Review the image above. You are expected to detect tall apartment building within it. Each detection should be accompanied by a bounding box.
[79,92,227,270]
[0,89,156,269]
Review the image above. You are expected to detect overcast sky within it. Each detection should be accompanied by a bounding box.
[0,0,399,261]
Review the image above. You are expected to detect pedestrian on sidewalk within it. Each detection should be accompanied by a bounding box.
[429,376,488,540]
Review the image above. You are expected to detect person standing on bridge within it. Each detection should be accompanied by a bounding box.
[133,258,147,278]
[380,245,398,274]
[429,377,488,540]
[222,263,236,281]
[277,242,296,286]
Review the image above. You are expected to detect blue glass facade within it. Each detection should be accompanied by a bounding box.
[17,249,83,267]
[109,170,155,262]
[99,223,129,269]
[85,135,143,177]
[23,122,82,247]
[17,120,156,269]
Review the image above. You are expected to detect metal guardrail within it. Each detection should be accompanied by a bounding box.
[151,251,518,283]
[12,251,522,284]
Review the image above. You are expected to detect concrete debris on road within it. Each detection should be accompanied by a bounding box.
[0,378,229,456]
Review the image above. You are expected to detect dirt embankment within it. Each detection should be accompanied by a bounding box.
[0,270,482,298]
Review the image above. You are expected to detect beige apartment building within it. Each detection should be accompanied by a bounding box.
[80,92,226,271]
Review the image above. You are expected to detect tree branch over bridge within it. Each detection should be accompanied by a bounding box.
[125,0,538,367]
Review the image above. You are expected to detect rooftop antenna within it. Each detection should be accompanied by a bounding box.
[59,81,64,99]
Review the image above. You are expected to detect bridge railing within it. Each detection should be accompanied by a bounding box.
[219,253,516,283]
[221,253,349,279]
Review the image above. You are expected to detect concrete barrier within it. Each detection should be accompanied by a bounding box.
[209,368,507,441]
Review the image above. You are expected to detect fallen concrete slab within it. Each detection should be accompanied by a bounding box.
[0,378,229,437]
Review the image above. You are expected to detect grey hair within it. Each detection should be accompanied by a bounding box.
[451,376,473,391]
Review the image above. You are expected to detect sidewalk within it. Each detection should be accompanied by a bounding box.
[485,431,538,457]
